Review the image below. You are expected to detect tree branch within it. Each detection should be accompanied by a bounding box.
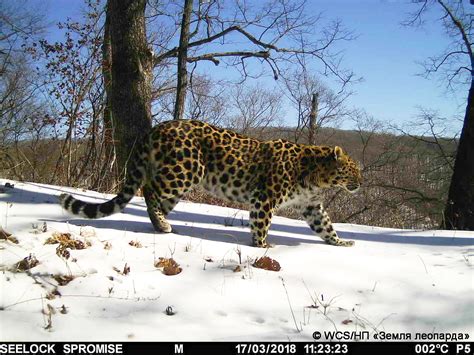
[187,50,270,65]
[437,0,473,74]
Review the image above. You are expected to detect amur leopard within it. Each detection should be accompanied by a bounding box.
[60,119,362,247]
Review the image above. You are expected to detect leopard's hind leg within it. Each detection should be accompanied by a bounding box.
[144,148,204,232]
[143,186,173,233]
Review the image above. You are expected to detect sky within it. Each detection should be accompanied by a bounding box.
[40,0,469,134]
[311,0,467,132]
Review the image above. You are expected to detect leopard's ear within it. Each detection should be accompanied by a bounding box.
[334,146,344,160]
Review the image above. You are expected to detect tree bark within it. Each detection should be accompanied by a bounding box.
[106,0,153,174]
[173,0,193,121]
[443,80,474,230]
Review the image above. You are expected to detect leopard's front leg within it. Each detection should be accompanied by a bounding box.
[249,193,274,248]
[303,203,354,247]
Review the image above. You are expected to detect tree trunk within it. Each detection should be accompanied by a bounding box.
[173,0,193,121]
[443,80,474,230]
[308,93,318,145]
[106,0,153,175]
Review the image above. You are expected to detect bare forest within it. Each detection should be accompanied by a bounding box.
[0,0,472,230]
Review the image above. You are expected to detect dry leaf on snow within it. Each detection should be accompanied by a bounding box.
[155,257,182,276]
[252,256,281,271]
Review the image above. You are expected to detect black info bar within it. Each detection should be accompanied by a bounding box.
[0,342,472,355]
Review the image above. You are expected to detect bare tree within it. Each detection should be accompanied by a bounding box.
[283,70,353,143]
[153,0,357,115]
[407,0,473,230]
[22,2,115,190]
[0,0,44,135]
[186,74,228,126]
[308,93,318,145]
[174,0,193,120]
[227,84,283,137]
[0,0,44,60]
[0,0,46,179]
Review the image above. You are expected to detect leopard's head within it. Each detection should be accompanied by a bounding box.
[314,146,362,193]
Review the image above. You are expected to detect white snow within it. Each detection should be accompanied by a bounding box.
[0,179,473,341]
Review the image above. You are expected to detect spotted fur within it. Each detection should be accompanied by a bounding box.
[60,119,362,247]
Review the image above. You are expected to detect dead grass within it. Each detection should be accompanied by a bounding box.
[45,232,91,250]
[45,232,91,259]
[13,254,39,272]
[0,227,18,244]
[128,240,142,248]
[52,274,75,286]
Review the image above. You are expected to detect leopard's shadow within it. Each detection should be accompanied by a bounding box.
[42,198,474,247]
[57,206,323,247]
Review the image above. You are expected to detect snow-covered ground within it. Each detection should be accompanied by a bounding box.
[1,180,473,341]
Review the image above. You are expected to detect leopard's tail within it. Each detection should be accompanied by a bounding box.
[59,141,148,219]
